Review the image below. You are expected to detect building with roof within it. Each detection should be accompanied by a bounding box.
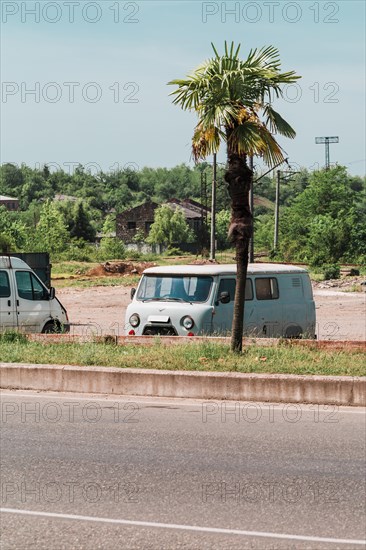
[116,199,210,249]
[0,195,19,211]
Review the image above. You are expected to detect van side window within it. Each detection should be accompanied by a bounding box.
[218,278,253,301]
[15,271,48,301]
[0,271,11,298]
[255,277,279,300]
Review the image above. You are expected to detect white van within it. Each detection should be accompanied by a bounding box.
[125,263,316,339]
[0,256,69,333]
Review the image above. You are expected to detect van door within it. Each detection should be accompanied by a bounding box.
[14,270,51,332]
[213,277,255,335]
[252,276,282,337]
[0,269,17,329]
[281,274,308,337]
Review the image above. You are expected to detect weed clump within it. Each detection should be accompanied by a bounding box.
[0,330,28,344]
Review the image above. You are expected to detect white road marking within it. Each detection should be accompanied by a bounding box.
[0,391,364,413]
[1,508,365,545]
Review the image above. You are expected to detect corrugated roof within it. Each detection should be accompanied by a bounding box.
[165,201,202,219]
[0,195,18,201]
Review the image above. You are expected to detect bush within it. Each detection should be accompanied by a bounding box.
[322,264,340,280]
[165,247,184,256]
[0,330,28,343]
[97,238,126,261]
[126,250,142,260]
[58,240,97,262]
[0,233,13,254]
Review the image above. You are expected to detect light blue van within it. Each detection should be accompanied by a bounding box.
[125,263,316,338]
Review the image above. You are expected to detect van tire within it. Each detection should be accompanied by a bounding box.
[42,321,61,334]
[284,325,303,339]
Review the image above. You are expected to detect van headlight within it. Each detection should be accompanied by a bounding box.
[181,316,194,330]
[129,314,140,327]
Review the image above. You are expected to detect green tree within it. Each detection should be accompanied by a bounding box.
[169,41,300,351]
[147,205,194,246]
[279,166,365,264]
[254,213,275,253]
[0,163,25,197]
[70,201,96,242]
[0,206,28,251]
[0,233,13,254]
[99,215,126,260]
[32,200,69,255]
[215,210,231,249]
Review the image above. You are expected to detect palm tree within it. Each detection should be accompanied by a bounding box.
[168,42,300,352]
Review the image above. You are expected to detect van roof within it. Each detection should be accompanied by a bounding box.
[0,256,30,269]
[143,263,308,276]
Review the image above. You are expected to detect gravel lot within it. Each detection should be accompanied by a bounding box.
[57,285,366,341]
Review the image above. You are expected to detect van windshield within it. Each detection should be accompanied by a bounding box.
[137,275,213,303]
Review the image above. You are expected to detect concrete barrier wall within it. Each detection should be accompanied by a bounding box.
[1,363,365,406]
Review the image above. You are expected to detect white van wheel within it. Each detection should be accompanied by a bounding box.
[42,321,61,334]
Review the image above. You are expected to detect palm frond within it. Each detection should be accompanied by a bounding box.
[263,105,296,138]
[192,123,222,161]
[168,41,300,165]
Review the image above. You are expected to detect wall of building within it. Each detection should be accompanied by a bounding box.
[116,201,158,243]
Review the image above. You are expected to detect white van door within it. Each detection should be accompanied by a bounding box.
[14,270,51,332]
[0,269,17,329]
[213,278,255,335]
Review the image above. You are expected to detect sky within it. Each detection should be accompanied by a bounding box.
[1,0,365,177]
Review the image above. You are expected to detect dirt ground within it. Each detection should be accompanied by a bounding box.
[57,285,366,342]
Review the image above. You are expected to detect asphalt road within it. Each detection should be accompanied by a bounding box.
[1,391,365,550]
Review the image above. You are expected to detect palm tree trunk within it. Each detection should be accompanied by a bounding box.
[225,154,253,352]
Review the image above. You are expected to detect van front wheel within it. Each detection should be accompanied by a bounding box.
[42,321,61,334]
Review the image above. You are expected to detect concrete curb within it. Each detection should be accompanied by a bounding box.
[1,363,365,406]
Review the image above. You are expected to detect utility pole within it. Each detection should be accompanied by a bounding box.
[274,170,280,251]
[315,136,339,170]
[200,170,208,251]
[249,156,254,262]
[210,153,217,260]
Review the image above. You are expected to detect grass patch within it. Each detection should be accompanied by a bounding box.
[53,275,140,289]
[0,340,365,376]
[52,261,98,277]
[0,330,28,344]
[341,284,364,293]
[309,272,324,282]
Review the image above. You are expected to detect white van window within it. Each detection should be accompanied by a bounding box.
[218,278,253,301]
[0,271,11,298]
[255,277,279,300]
[15,271,48,301]
[137,275,213,303]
